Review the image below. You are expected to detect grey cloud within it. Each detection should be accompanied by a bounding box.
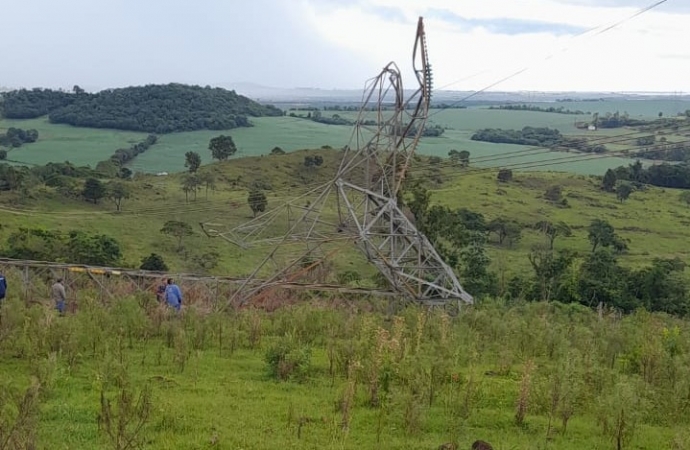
[553,0,690,13]
[0,0,374,90]
[426,8,588,35]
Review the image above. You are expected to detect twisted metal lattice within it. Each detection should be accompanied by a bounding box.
[201,17,473,306]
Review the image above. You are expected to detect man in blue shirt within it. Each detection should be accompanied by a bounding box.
[0,272,6,304]
[164,278,183,311]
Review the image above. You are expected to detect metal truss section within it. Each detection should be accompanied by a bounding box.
[201,17,473,307]
[336,180,473,305]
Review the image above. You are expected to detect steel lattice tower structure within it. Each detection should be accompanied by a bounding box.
[201,17,473,307]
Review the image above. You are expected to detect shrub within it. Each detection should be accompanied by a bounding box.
[265,335,312,382]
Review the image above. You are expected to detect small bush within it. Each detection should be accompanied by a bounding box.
[265,335,312,382]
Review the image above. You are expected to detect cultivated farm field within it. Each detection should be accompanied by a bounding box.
[5,97,686,175]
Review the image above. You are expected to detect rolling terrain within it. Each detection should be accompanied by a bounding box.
[4,95,689,174]
[1,149,689,283]
[3,91,690,450]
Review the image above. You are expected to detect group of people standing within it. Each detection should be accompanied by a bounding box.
[0,272,183,314]
[156,278,183,311]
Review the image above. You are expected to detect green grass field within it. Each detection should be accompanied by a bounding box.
[1,100,675,176]
[0,295,688,449]
[0,117,146,167]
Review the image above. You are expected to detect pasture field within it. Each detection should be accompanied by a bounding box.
[0,117,146,167]
[2,99,678,175]
[0,150,689,281]
[0,294,689,449]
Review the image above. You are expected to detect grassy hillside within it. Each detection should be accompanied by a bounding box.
[432,170,690,273]
[0,149,688,284]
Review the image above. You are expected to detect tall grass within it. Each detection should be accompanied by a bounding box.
[1,295,690,448]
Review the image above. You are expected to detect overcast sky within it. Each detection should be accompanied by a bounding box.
[1,0,688,93]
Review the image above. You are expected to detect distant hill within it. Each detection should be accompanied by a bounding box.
[1,83,283,133]
[220,81,690,106]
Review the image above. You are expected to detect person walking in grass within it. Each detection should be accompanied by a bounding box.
[164,278,183,311]
[0,272,6,323]
[51,278,67,315]
[0,272,6,305]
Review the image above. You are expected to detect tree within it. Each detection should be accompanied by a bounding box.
[627,258,689,315]
[140,253,168,271]
[528,245,575,302]
[602,169,617,192]
[458,243,498,297]
[587,219,616,253]
[577,250,626,308]
[82,177,106,204]
[66,231,122,266]
[616,182,633,202]
[535,220,572,250]
[208,135,237,161]
[270,146,285,155]
[406,183,432,231]
[0,165,24,191]
[448,149,470,167]
[182,174,201,202]
[118,167,133,179]
[184,151,202,173]
[107,182,130,212]
[303,155,324,168]
[160,220,193,251]
[0,150,6,160]
[488,217,522,247]
[497,169,513,182]
[199,172,216,199]
[457,150,470,167]
[248,189,268,217]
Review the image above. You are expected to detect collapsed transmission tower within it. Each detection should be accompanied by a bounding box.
[201,17,473,306]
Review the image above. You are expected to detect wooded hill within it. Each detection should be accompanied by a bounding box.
[0,83,283,133]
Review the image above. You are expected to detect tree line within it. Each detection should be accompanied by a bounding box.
[471,126,565,147]
[606,159,690,189]
[95,134,158,178]
[634,141,690,162]
[471,126,608,153]
[488,104,587,114]
[1,84,283,134]
[3,227,121,267]
[286,110,445,137]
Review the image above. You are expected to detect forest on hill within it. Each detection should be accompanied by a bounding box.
[0,84,283,133]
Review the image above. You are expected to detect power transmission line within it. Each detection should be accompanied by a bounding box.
[428,0,669,116]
